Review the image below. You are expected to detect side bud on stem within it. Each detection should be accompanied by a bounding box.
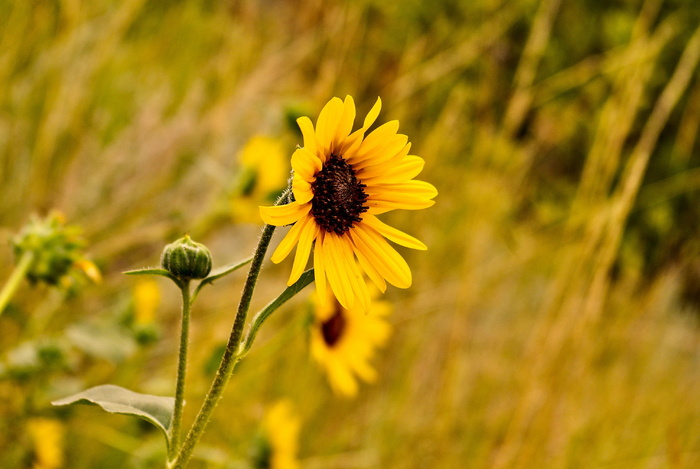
[161,235,212,282]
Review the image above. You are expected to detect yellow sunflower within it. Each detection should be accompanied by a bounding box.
[310,288,392,397]
[251,400,301,469]
[231,136,289,223]
[27,418,64,469]
[259,96,436,310]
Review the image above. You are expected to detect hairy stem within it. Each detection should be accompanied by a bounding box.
[169,280,191,460]
[169,224,276,469]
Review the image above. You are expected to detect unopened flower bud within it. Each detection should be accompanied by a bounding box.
[160,235,212,281]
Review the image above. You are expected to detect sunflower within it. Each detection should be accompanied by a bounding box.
[251,400,301,469]
[259,96,436,310]
[231,135,289,223]
[310,288,392,397]
[27,418,64,469]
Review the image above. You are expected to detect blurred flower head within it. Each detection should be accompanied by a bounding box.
[260,96,436,311]
[132,278,161,325]
[310,287,392,398]
[12,211,100,289]
[27,418,64,469]
[250,400,301,469]
[231,136,289,223]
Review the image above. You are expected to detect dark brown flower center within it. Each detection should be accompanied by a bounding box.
[321,303,347,347]
[311,154,368,235]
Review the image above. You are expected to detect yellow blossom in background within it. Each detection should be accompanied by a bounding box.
[231,136,289,223]
[252,400,301,469]
[27,418,64,469]
[310,287,392,397]
[133,278,161,325]
[73,259,102,284]
[260,96,437,311]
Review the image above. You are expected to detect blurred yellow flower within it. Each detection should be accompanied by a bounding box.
[231,136,289,223]
[133,278,161,325]
[260,96,436,311]
[252,400,301,469]
[27,418,64,469]
[310,288,392,397]
[74,259,102,284]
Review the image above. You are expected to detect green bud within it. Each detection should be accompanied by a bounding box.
[160,235,212,281]
[12,211,89,286]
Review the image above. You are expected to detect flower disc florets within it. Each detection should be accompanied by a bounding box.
[310,154,368,235]
[320,305,347,347]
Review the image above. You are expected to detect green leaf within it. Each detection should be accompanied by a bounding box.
[192,257,252,301]
[124,267,178,281]
[239,269,314,356]
[52,384,175,445]
[65,322,137,362]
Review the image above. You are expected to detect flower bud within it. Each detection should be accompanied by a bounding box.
[160,235,212,281]
[12,211,92,286]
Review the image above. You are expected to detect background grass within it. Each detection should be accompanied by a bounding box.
[2,0,700,467]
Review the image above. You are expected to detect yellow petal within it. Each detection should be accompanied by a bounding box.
[337,236,370,312]
[350,356,378,383]
[327,360,359,397]
[297,116,318,157]
[291,147,322,180]
[292,174,313,204]
[366,198,435,214]
[316,97,344,157]
[362,97,382,131]
[346,121,400,165]
[314,231,327,303]
[270,214,312,263]
[359,153,423,184]
[352,243,387,292]
[364,180,438,213]
[323,234,355,309]
[351,224,412,288]
[332,96,356,153]
[259,202,310,226]
[352,130,406,168]
[288,220,319,285]
[362,214,427,250]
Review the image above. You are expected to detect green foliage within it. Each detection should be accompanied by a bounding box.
[52,385,174,447]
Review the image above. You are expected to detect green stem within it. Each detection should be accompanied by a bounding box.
[0,251,34,317]
[169,280,191,460]
[169,223,276,469]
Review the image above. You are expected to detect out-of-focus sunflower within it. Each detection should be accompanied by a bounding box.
[232,136,289,223]
[310,288,392,397]
[251,400,301,469]
[260,96,436,311]
[27,418,64,469]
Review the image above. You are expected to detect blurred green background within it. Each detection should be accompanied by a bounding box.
[2,0,700,467]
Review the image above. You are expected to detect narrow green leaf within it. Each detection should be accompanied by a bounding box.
[239,269,314,356]
[52,384,175,445]
[124,267,177,282]
[192,257,252,301]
